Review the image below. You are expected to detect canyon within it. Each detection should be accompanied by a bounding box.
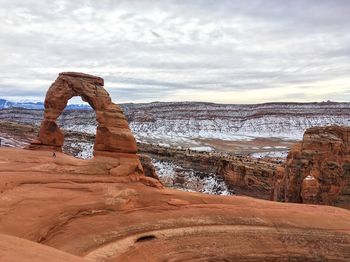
[0,120,276,198]
[1,100,349,157]
[3,119,349,210]
[0,72,350,260]
[1,98,349,199]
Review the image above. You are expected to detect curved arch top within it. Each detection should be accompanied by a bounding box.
[30,72,138,155]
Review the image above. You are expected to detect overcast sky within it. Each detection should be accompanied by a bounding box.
[0,0,349,104]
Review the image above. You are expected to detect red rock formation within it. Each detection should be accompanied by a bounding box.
[0,147,350,261]
[30,72,137,155]
[2,74,350,260]
[272,125,350,209]
[0,233,84,262]
[217,158,277,199]
[138,142,279,199]
[26,72,159,186]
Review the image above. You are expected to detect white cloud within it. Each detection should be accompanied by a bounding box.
[0,0,349,103]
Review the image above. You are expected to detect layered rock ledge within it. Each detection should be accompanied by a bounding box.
[272,125,350,209]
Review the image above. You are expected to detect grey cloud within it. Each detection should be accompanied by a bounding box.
[0,84,46,97]
[0,0,349,103]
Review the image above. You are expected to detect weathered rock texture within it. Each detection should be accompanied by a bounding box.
[30,72,137,155]
[0,147,350,261]
[25,72,163,188]
[138,142,279,199]
[0,233,84,262]
[272,125,350,209]
[217,158,278,199]
[138,154,160,180]
[1,74,350,260]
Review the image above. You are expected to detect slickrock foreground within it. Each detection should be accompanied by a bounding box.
[1,73,350,261]
[273,125,350,209]
[0,233,84,262]
[0,147,350,261]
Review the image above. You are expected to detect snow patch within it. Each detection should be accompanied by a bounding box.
[251,151,288,159]
[152,159,231,195]
[69,142,94,159]
[304,175,316,181]
[158,143,170,147]
[190,146,213,152]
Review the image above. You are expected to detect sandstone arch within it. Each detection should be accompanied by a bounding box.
[30,72,137,156]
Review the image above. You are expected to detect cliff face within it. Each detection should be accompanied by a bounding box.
[272,125,350,209]
[139,142,279,199]
[217,158,279,199]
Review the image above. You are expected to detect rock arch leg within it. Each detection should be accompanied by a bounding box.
[29,72,138,155]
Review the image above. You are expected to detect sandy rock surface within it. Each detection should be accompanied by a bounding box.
[0,147,350,261]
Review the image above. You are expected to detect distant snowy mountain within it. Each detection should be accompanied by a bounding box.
[0,98,91,110]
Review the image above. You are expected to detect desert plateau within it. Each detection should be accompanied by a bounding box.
[1,1,350,261]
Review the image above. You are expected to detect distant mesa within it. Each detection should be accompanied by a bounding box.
[29,72,137,156]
